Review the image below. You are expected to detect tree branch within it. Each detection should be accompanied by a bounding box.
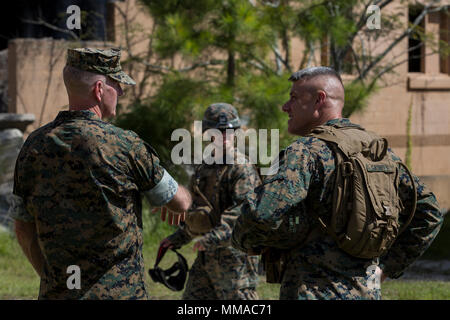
[178,60,227,72]
[338,0,393,64]
[367,49,440,88]
[349,44,364,82]
[272,43,289,74]
[21,18,79,40]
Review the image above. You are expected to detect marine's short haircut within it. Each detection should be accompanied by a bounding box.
[288,66,344,87]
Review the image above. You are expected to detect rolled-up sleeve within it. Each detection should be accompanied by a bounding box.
[130,137,178,207]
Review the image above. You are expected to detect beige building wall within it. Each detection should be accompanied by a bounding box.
[8,39,68,132]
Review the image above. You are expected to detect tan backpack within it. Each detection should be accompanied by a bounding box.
[308,123,417,259]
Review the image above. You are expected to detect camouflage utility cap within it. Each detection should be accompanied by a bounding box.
[203,103,241,131]
[67,47,136,85]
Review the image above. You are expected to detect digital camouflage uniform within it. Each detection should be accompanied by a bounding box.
[167,103,261,300]
[232,118,443,300]
[10,48,178,299]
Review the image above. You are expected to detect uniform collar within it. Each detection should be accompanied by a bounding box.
[55,110,103,122]
[321,118,364,131]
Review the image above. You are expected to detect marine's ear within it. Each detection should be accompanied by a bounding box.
[93,80,104,103]
[315,90,327,108]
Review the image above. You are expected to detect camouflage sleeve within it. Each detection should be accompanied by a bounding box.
[130,137,177,206]
[232,142,313,253]
[199,164,261,250]
[11,151,34,223]
[380,152,443,279]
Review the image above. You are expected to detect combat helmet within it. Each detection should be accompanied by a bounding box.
[202,103,241,131]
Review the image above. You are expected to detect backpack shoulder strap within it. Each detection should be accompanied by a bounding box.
[309,124,388,161]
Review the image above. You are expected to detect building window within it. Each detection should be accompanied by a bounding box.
[440,11,450,75]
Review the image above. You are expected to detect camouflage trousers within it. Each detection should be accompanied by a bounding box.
[182,248,259,300]
[280,254,382,300]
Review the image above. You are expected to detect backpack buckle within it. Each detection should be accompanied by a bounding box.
[341,161,354,176]
[383,203,392,217]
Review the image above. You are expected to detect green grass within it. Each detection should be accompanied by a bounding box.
[0,232,40,299]
[1,207,449,300]
[381,280,450,300]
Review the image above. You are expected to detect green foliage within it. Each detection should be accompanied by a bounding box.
[133,0,301,165]
[115,74,210,183]
[236,72,293,149]
[295,0,358,45]
[142,0,274,61]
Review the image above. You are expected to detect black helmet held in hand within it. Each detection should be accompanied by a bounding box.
[148,244,188,292]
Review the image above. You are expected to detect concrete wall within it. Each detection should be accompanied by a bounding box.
[8,39,68,133]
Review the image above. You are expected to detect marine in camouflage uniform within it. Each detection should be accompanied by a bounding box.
[164,103,261,300]
[232,67,443,300]
[10,48,183,299]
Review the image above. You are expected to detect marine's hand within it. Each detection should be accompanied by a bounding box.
[162,207,186,226]
[193,241,206,252]
[151,207,186,226]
